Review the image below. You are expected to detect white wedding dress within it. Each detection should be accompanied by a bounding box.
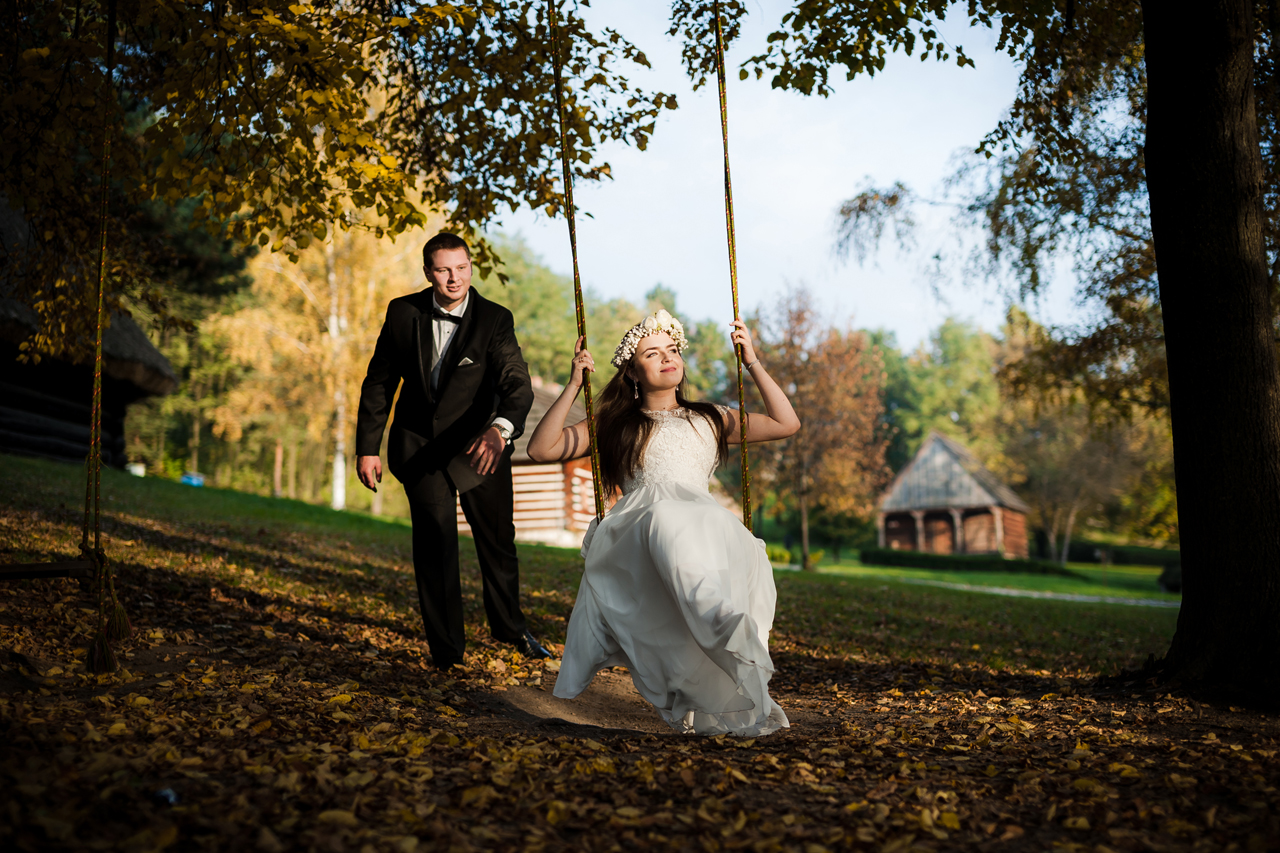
[553,408,789,736]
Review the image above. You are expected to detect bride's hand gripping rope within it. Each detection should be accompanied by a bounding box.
[730,318,760,371]
[568,336,595,390]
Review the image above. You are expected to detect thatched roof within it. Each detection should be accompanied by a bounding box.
[0,298,179,397]
[510,381,587,464]
[879,431,1029,514]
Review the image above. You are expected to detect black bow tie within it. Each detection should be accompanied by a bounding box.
[433,309,462,323]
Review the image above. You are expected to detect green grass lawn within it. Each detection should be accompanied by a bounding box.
[813,560,1181,603]
[0,454,1178,679]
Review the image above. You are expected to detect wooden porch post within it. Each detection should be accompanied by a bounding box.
[876,512,886,548]
[992,505,1005,556]
[949,508,964,554]
[911,510,926,552]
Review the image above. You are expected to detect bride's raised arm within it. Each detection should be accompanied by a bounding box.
[725,319,801,443]
[527,337,595,463]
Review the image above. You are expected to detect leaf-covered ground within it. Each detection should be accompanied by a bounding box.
[1,454,1277,852]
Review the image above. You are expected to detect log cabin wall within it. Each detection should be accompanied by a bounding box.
[1001,510,1029,559]
[884,513,916,550]
[962,510,997,553]
[0,342,130,468]
[924,513,954,554]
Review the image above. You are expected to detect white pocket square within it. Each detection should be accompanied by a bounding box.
[458,357,475,366]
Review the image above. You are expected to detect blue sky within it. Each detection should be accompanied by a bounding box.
[492,2,1085,351]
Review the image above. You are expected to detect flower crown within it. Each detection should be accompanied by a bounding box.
[611,308,689,367]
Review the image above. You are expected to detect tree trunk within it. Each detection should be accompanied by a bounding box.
[1043,504,1061,563]
[273,439,284,498]
[800,453,812,570]
[189,386,201,475]
[1144,0,1280,704]
[331,396,347,511]
[287,440,298,499]
[1059,503,1078,567]
[326,236,347,512]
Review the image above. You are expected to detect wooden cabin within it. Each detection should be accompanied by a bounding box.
[456,378,598,548]
[0,298,178,469]
[876,431,1030,558]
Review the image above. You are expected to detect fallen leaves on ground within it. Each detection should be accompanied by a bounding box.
[0,458,1277,852]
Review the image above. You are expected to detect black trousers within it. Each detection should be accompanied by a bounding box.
[403,452,527,662]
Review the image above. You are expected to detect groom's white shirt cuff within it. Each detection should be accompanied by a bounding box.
[491,417,515,445]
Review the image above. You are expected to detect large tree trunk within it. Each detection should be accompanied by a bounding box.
[1143,0,1280,704]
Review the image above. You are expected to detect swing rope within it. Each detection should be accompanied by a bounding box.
[712,1,753,531]
[84,0,131,672]
[547,0,606,520]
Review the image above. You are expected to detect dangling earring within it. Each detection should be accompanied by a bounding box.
[633,380,639,400]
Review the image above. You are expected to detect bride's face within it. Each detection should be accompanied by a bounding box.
[630,333,684,391]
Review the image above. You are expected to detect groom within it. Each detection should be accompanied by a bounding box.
[355,232,549,668]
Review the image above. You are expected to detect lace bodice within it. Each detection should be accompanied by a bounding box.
[622,408,721,494]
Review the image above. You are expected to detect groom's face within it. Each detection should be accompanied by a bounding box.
[425,247,472,310]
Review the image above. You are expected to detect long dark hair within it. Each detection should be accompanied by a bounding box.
[595,359,730,495]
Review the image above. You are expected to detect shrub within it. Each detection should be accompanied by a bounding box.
[1058,539,1180,566]
[857,547,1082,578]
[765,544,792,565]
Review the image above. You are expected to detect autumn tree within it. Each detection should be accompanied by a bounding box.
[664,0,1280,703]
[207,211,440,511]
[2,0,673,361]
[751,288,889,570]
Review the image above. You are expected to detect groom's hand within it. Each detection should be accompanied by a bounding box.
[467,427,505,476]
[357,455,382,492]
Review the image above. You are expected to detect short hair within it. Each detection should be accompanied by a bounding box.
[423,232,471,267]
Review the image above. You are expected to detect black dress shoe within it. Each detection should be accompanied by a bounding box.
[431,653,463,670]
[509,630,552,660]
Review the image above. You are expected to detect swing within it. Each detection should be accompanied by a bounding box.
[0,0,132,672]
[545,0,754,530]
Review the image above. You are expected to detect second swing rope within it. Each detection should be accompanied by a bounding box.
[547,0,606,520]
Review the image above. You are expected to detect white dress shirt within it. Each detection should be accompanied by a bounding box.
[431,289,514,442]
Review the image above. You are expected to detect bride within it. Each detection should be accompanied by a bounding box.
[527,309,800,736]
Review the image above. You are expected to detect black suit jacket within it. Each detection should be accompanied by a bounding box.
[355,287,534,493]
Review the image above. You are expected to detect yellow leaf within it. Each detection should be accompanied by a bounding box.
[547,800,570,825]
[460,785,497,808]
[1108,763,1141,778]
[329,694,353,704]
[107,722,128,736]
[252,719,273,735]
[1062,816,1090,830]
[983,764,998,777]
[318,810,358,827]
[939,812,961,830]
